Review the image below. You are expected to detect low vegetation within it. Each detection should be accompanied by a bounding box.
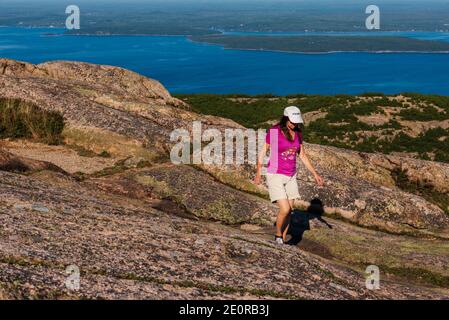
[62,127,163,163]
[392,168,449,216]
[381,265,449,288]
[0,98,64,145]
[176,93,449,163]
[66,144,111,158]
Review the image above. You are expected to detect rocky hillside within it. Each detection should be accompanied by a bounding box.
[0,59,448,299]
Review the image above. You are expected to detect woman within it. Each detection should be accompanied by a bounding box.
[254,106,324,244]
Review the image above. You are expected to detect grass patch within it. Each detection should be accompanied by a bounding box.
[75,156,152,180]
[0,254,65,270]
[63,127,163,162]
[67,144,112,158]
[192,164,270,201]
[381,265,449,288]
[134,175,174,198]
[193,198,244,225]
[90,157,131,178]
[66,144,99,157]
[0,98,64,145]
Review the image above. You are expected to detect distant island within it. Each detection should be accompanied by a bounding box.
[189,35,449,53]
[5,1,449,37]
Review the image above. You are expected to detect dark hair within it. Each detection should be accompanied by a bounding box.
[278,116,302,142]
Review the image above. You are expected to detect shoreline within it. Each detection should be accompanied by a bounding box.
[2,25,449,54]
[53,33,449,54]
[186,37,449,55]
[4,26,449,55]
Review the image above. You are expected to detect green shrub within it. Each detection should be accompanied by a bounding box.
[399,106,448,121]
[401,93,449,115]
[285,93,309,99]
[99,150,112,158]
[254,93,278,98]
[175,94,288,128]
[0,98,64,145]
[386,128,449,162]
[360,92,386,97]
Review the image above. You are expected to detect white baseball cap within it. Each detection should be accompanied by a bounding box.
[284,106,304,124]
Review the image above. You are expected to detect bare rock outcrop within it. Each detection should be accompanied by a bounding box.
[1,169,447,299]
[1,58,448,237]
[0,58,182,107]
[0,58,46,77]
[0,148,65,174]
[38,61,185,108]
[295,164,448,236]
[89,164,277,225]
[0,59,242,149]
[294,144,449,236]
[202,141,449,236]
[304,143,449,193]
[1,59,449,299]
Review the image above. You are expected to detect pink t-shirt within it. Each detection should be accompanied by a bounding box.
[266,125,302,177]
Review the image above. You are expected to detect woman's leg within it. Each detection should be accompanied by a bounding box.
[281,199,295,240]
[275,199,293,240]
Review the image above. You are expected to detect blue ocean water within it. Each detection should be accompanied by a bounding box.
[1,27,449,95]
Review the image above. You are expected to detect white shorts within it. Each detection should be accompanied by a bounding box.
[266,173,300,203]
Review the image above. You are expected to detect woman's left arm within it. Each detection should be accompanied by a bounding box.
[299,144,325,186]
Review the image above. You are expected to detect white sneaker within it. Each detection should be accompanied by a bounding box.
[275,236,284,245]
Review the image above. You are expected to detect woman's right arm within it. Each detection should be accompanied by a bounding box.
[254,143,269,185]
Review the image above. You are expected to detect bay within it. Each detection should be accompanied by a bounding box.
[1,27,449,95]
